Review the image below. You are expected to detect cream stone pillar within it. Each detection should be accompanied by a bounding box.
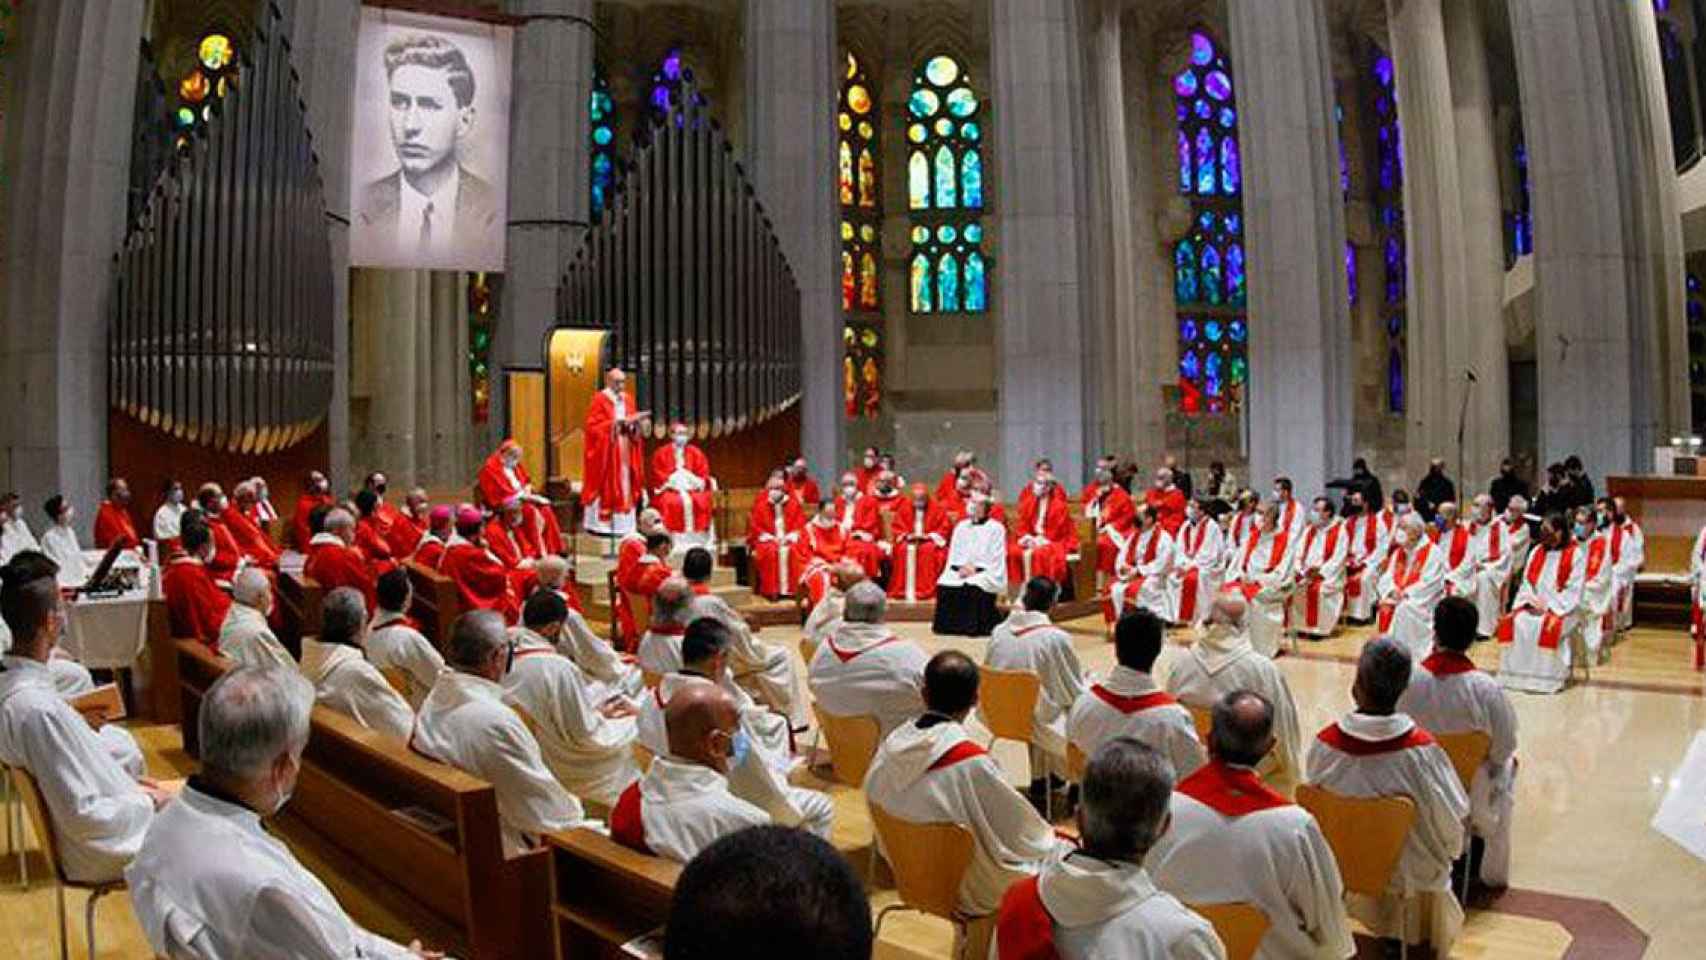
[1226,0,1352,498]
[1510,0,1688,476]
[744,0,840,475]
[990,0,1093,485]
[373,273,424,484]
[0,0,144,512]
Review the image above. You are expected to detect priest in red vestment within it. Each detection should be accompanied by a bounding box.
[888,484,951,602]
[747,474,807,599]
[611,509,666,647]
[485,495,544,599]
[304,508,378,612]
[800,500,848,606]
[1082,457,1137,579]
[934,450,978,502]
[292,470,335,551]
[831,472,883,577]
[92,477,140,550]
[225,481,281,570]
[478,439,567,555]
[195,484,244,584]
[578,367,648,537]
[853,447,881,494]
[1143,467,1188,535]
[1008,464,1077,588]
[386,488,430,560]
[650,421,716,550]
[362,472,407,532]
[440,507,521,625]
[853,470,909,583]
[162,515,233,647]
[783,457,822,507]
[412,505,454,569]
[352,490,399,576]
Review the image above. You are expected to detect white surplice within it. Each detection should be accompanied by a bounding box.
[983,608,1089,772]
[152,502,185,542]
[298,638,415,743]
[1221,528,1295,659]
[690,592,808,728]
[997,848,1226,960]
[618,755,767,863]
[1304,712,1468,951]
[552,605,644,703]
[1163,623,1304,795]
[366,610,447,709]
[502,628,638,807]
[40,522,89,586]
[1497,542,1586,695]
[937,517,1009,595]
[217,603,295,670]
[1433,524,1478,602]
[637,625,685,678]
[1146,763,1354,960]
[1066,665,1204,779]
[802,588,844,651]
[1288,520,1349,638]
[411,668,585,857]
[1691,526,1706,642]
[1609,520,1643,631]
[1375,540,1448,661]
[125,784,414,959]
[1109,526,1175,622]
[1397,650,1518,886]
[807,620,929,738]
[0,656,153,884]
[864,718,1068,916]
[1467,520,1515,637]
[1577,532,1616,656]
[0,515,39,564]
[1168,517,1225,628]
[1342,510,1393,623]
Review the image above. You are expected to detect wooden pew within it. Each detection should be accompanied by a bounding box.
[547,827,681,959]
[276,568,324,648]
[405,560,462,655]
[175,641,550,959]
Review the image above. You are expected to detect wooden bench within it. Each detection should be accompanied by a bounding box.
[175,641,550,959]
[405,560,462,655]
[547,827,681,958]
[276,568,324,648]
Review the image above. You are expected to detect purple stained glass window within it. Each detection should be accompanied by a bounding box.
[1370,43,1407,414]
[1220,136,1241,195]
[1345,241,1357,306]
[1175,70,1198,98]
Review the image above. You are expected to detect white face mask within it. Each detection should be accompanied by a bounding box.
[842,484,857,498]
[672,433,689,447]
[863,456,876,469]
[769,489,785,503]
[169,489,184,505]
[1311,510,1326,526]
[1272,489,1286,502]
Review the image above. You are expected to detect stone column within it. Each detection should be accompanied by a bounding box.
[0,0,144,512]
[1226,0,1351,498]
[371,272,423,484]
[497,0,594,433]
[989,0,1093,485]
[744,0,840,475]
[1445,0,1510,486]
[1510,0,1688,476]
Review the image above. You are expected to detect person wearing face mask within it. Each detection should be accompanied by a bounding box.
[126,665,441,958]
[361,472,406,536]
[1571,504,1616,663]
[1226,490,1260,552]
[1107,505,1175,625]
[384,487,431,559]
[746,473,807,599]
[1496,513,1589,693]
[1145,467,1188,535]
[1289,496,1349,640]
[1009,461,1078,591]
[888,482,952,603]
[306,507,381,614]
[247,475,280,527]
[415,611,586,857]
[1488,458,1529,514]
[579,368,650,538]
[800,500,849,608]
[1415,459,1456,524]
[1168,497,1226,627]
[1432,502,1478,604]
[1268,477,1306,542]
[853,469,909,580]
[299,587,416,743]
[1463,495,1515,638]
[1376,513,1450,661]
[783,456,822,507]
[1342,489,1395,624]
[441,506,523,626]
[1081,456,1136,584]
[94,477,141,551]
[194,483,245,585]
[38,494,89,587]
[162,515,234,648]
[291,469,335,551]
[0,492,40,566]
[855,446,883,495]
[651,420,717,551]
[483,495,545,599]
[154,480,190,552]
[1221,504,1295,658]
[610,508,666,647]
[832,471,883,578]
[937,449,978,502]
[1603,496,1643,634]
[935,495,1010,637]
[225,481,281,571]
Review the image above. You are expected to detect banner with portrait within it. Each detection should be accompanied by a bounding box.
[349,7,512,272]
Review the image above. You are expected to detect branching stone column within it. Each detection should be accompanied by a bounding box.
[990,0,1093,485]
[1226,0,1351,497]
[1510,0,1688,475]
[745,0,840,474]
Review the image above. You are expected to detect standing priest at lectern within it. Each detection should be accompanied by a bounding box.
[582,368,649,537]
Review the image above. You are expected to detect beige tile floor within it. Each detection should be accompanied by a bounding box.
[4,618,1705,958]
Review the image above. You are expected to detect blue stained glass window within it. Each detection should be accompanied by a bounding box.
[938,254,960,311]
[1204,320,1224,343]
[1181,318,1199,343]
[1220,136,1241,195]
[934,146,957,208]
[1196,128,1216,195]
[1175,70,1198,97]
[910,254,933,312]
[1345,240,1357,306]
[1201,245,1223,306]
[589,67,617,219]
[1177,131,1192,192]
[1227,244,1246,305]
[1229,320,1247,343]
[908,53,988,314]
[965,254,987,310]
[961,151,983,208]
[1181,353,1201,379]
[1370,42,1407,413]
[1175,241,1199,302]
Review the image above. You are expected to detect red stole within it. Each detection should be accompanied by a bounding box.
[1584,537,1608,582]
[1496,544,1576,650]
[610,782,652,855]
[1088,685,1175,715]
[927,741,989,772]
[995,876,1060,960]
[1421,650,1477,676]
[1177,762,1291,817]
[1176,522,1210,623]
[825,634,900,663]
[1377,542,1434,633]
[1315,722,1436,756]
[1300,523,1341,625]
[1482,521,1504,563]
[1446,525,1472,570]
[1124,527,1162,581]
[1231,528,1289,600]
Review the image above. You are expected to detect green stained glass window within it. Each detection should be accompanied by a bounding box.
[907,54,988,315]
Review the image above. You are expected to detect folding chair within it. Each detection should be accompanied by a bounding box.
[868,803,981,960]
[1434,730,1491,902]
[978,668,1054,817]
[1297,784,1418,958]
[1185,902,1270,960]
[12,766,127,960]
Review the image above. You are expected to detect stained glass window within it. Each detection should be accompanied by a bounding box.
[1371,47,1407,413]
[646,47,704,129]
[1507,135,1533,262]
[589,66,617,220]
[170,32,239,145]
[1172,31,1247,414]
[839,52,884,418]
[908,54,987,315]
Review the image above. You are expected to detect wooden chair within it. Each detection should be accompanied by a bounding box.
[798,635,818,665]
[380,666,411,698]
[632,742,655,770]
[978,668,1050,816]
[641,670,663,690]
[11,767,127,960]
[868,803,981,959]
[1185,902,1270,960]
[1296,784,1418,958]
[811,704,881,788]
[2,761,25,886]
[1066,742,1088,782]
[1434,730,1491,900]
[1187,705,1213,742]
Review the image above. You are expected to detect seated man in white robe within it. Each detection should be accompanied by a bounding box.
[1577,503,1617,657]
[639,617,831,833]
[933,493,1008,637]
[1168,498,1225,628]
[218,568,295,670]
[1341,490,1392,623]
[1607,496,1643,632]
[993,738,1225,960]
[985,576,1089,801]
[1289,497,1349,640]
[504,589,639,809]
[1376,513,1448,661]
[802,559,866,655]
[808,581,929,738]
[1221,503,1294,658]
[1432,501,1479,603]
[297,587,415,743]
[1496,513,1587,694]
[126,666,435,959]
[38,494,89,587]
[1107,505,1174,625]
[865,651,1072,956]
[0,554,167,885]
[1164,593,1304,796]
[366,568,447,709]
[1306,638,1469,955]
[1465,495,1515,638]
[1067,609,1204,779]
[413,610,586,856]
[0,551,124,703]
[636,577,695,678]
[1398,596,1518,892]
[0,491,40,565]
[1148,691,1353,960]
[533,556,644,702]
[682,547,808,731]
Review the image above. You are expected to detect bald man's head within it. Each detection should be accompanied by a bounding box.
[833,559,867,591]
[1209,592,1248,628]
[665,682,741,773]
[1208,690,1275,767]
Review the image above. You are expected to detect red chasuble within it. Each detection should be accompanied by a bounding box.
[93,501,139,550]
[579,392,646,522]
